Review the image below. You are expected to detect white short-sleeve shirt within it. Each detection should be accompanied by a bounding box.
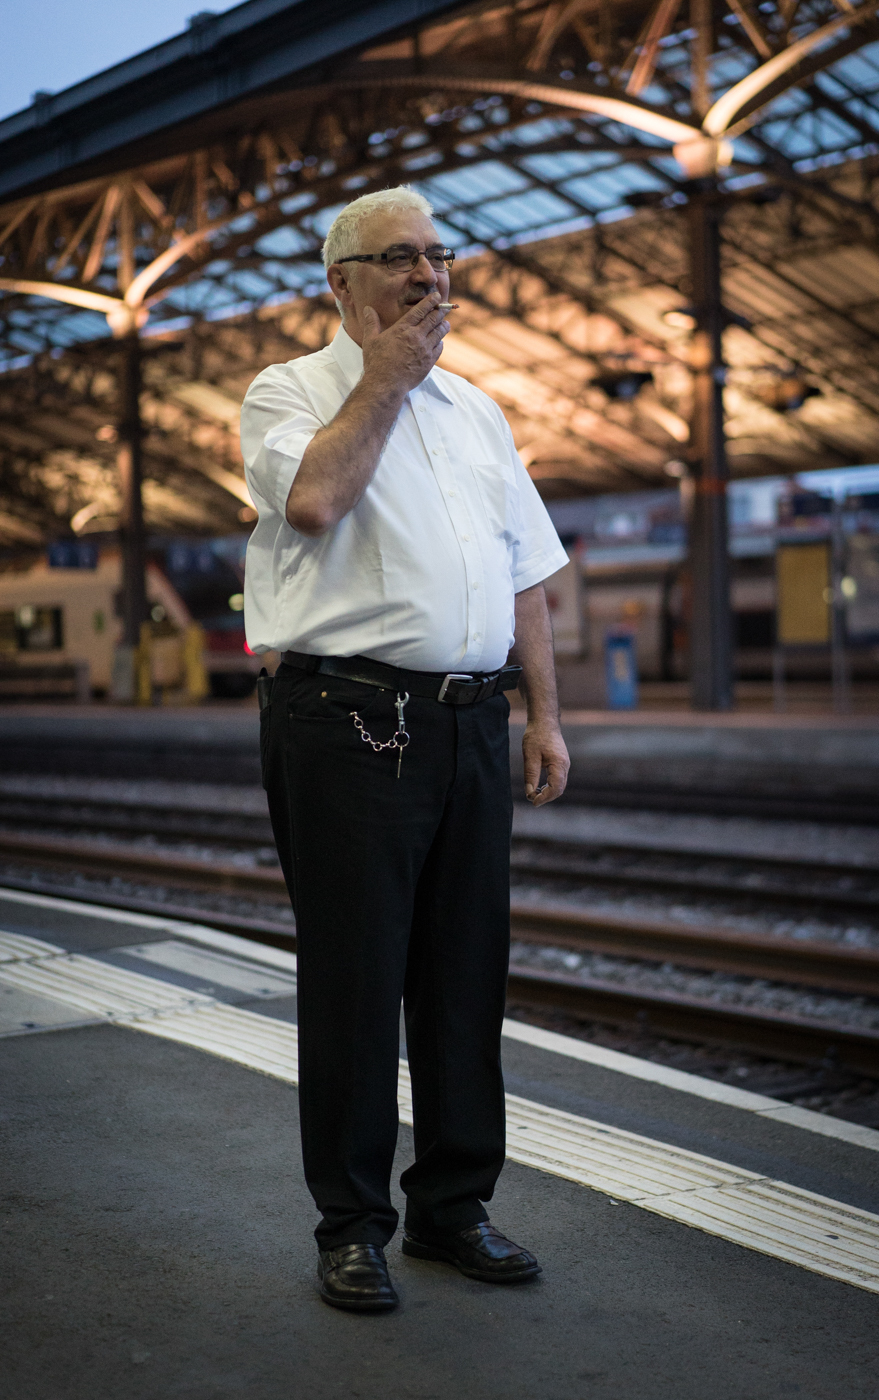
[241,326,567,672]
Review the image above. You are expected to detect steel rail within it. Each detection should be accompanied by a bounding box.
[510,847,879,914]
[504,966,879,1077]
[2,793,875,876]
[1,829,878,997]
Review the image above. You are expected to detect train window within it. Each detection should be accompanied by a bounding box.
[734,610,775,649]
[15,606,64,651]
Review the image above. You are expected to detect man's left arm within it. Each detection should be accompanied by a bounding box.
[508,583,570,807]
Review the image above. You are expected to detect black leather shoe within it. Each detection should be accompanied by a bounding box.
[317,1244,399,1312]
[402,1221,541,1284]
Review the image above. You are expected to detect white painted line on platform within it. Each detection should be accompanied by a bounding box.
[116,941,297,997]
[502,1017,879,1154]
[0,886,297,972]
[0,930,66,961]
[3,928,879,1295]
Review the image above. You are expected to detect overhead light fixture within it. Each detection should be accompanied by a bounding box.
[754,375,820,412]
[595,370,653,401]
[662,307,698,331]
[70,501,110,534]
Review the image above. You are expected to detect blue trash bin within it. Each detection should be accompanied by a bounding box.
[604,631,639,709]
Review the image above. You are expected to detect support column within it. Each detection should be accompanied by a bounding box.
[117,331,147,648]
[687,183,733,711]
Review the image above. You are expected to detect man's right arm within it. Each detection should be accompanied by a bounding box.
[286,293,449,536]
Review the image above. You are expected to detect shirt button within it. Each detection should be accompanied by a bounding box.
[448,490,456,497]
[461,534,470,542]
[473,582,479,590]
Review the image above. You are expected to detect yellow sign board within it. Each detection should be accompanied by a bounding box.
[776,541,831,646]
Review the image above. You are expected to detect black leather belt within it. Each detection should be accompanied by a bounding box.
[280,650,522,706]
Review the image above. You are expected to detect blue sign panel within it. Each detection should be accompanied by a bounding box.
[47,540,98,569]
[604,632,638,710]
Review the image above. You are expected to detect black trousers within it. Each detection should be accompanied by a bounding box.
[261,662,513,1250]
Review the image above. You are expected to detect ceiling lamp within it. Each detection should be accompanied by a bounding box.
[663,307,698,331]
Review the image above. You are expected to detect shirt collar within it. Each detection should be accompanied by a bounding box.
[331,324,453,405]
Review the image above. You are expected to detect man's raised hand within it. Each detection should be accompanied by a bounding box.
[361,293,450,395]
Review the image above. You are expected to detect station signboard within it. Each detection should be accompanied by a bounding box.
[776,540,831,646]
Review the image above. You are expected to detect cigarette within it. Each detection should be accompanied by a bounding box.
[437,303,458,312]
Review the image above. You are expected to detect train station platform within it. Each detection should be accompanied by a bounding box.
[2,886,879,1399]
[0,703,877,820]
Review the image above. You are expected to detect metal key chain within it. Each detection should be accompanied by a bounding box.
[350,691,411,778]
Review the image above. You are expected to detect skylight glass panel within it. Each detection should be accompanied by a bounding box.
[756,86,811,120]
[503,117,574,146]
[564,164,666,206]
[449,187,576,238]
[519,150,617,180]
[710,51,754,85]
[759,118,824,159]
[255,226,314,256]
[428,216,472,248]
[309,203,347,237]
[846,98,879,131]
[421,161,530,204]
[830,43,879,91]
[813,109,866,144]
[48,311,107,344]
[484,186,573,229]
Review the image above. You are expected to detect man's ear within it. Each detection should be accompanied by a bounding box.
[327,264,354,308]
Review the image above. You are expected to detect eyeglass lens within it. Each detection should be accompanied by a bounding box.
[384,244,453,271]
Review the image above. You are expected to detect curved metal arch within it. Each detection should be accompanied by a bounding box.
[328,70,700,145]
[704,0,879,137]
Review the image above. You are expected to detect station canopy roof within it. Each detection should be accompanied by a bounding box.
[0,0,878,544]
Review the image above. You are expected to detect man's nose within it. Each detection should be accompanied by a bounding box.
[410,254,438,284]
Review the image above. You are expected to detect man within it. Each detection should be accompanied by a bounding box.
[242,186,570,1313]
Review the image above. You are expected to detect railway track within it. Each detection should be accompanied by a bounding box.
[2,825,879,1076]
[1,793,877,912]
[511,839,879,914]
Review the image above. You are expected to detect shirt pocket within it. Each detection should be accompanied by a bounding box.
[469,461,521,548]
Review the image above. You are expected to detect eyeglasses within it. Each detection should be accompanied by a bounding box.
[336,244,455,273]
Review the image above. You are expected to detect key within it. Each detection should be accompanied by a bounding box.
[394,692,410,780]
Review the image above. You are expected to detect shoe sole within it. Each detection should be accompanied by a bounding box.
[401,1237,542,1284]
[319,1288,399,1312]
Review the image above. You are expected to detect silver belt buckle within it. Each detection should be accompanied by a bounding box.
[437,672,474,703]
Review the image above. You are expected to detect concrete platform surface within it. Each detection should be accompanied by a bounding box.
[2,888,879,1400]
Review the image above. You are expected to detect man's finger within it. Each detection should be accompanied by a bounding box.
[404,292,443,323]
[523,747,542,802]
[531,757,568,806]
[361,306,381,341]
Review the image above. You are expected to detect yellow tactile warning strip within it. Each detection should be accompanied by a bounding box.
[2,929,879,1294]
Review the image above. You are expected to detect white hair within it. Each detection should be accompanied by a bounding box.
[322,186,435,269]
